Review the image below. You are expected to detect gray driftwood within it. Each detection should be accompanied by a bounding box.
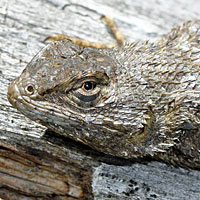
[0,0,200,199]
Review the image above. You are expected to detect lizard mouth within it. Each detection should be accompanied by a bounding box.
[8,79,21,109]
[7,79,81,129]
[8,79,59,117]
[7,79,41,121]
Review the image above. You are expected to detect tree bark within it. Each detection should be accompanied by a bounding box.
[0,0,200,199]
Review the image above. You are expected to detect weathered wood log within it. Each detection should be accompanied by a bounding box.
[1,0,200,199]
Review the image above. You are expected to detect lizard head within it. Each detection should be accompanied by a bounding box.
[8,21,200,167]
[8,39,155,158]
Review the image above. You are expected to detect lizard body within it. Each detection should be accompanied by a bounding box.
[8,20,200,168]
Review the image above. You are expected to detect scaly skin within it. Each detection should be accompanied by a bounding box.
[8,21,200,168]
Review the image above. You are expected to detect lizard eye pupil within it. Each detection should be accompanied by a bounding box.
[82,81,96,91]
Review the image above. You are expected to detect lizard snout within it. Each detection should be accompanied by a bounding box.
[8,79,21,109]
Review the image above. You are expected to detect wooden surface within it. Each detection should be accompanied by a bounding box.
[0,0,200,199]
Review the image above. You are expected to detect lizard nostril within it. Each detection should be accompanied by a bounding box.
[25,84,34,95]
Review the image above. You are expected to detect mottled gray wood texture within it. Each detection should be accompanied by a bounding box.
[0,0,200,199]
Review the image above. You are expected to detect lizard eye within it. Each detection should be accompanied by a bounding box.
[68,79,102,107]
[82,81,97,91]
[74,80,100,103]
[66,73,109,108]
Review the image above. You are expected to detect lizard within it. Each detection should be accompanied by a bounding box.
[7,17,200,169]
